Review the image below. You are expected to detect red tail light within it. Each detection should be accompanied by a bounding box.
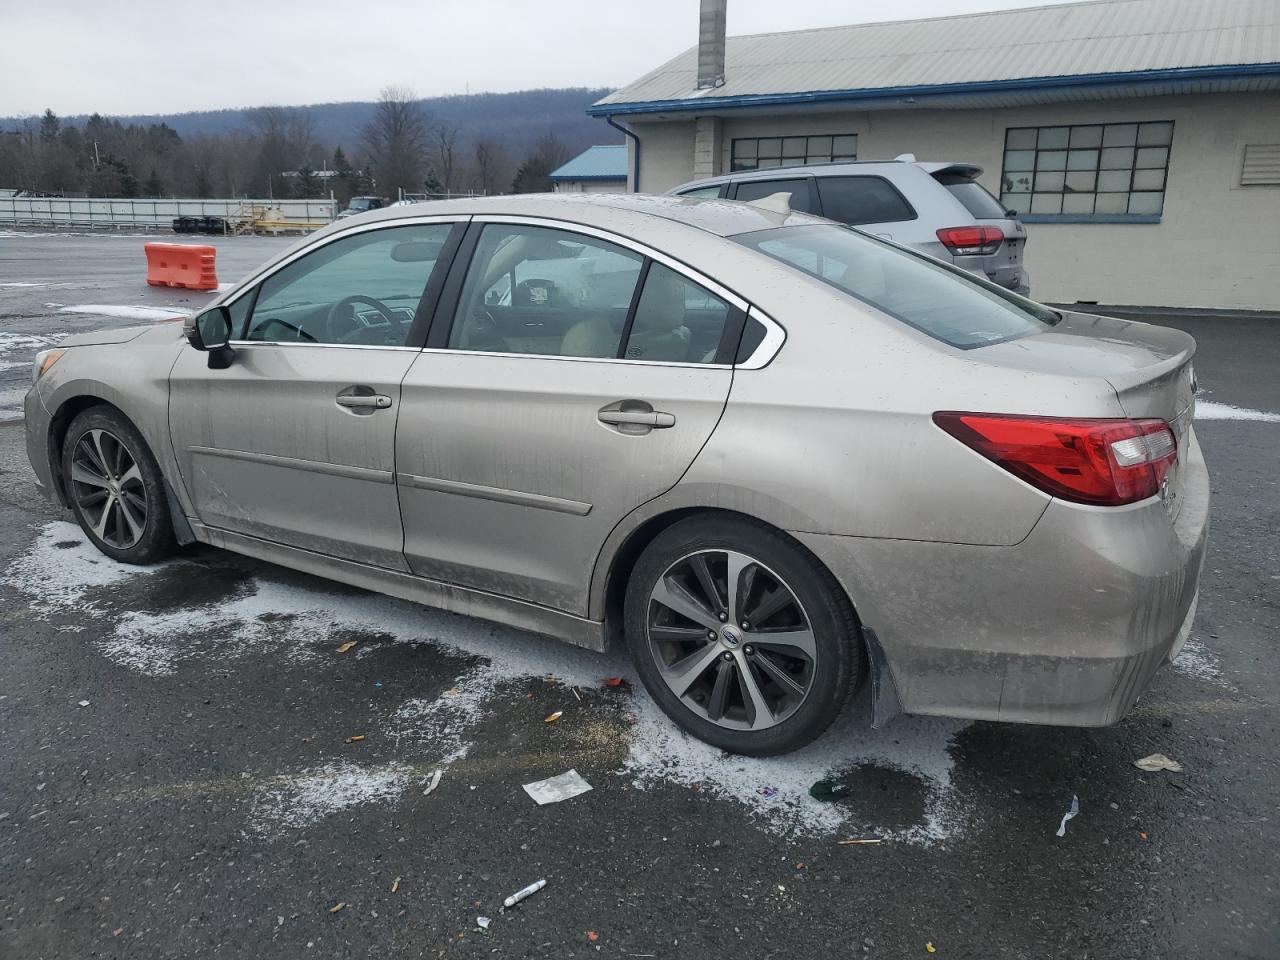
[935,226,1003,256]
[933,412,1177,506]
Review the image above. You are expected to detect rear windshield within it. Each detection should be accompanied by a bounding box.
[938,178,1009,220]
[734,224,1057,349]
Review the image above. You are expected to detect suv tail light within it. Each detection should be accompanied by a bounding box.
[933,412,1177,506]
[935,226,1003,256]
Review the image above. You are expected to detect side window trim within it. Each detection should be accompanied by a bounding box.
[424,222,484,350]
[614,259,653,360]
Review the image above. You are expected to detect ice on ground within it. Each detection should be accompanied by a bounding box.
[1196,400,1280,423]
[59,304,186,321]
[8,522,973,842]
[251,762,419,835]
[0,282,49,287]
[0,331,65,371]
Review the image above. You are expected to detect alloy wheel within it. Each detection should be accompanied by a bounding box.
[69,428,148,550]
[646,549,817,731]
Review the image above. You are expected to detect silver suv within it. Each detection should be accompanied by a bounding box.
[670,157,1030,296]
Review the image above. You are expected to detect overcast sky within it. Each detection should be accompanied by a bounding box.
[1,0,1081,117]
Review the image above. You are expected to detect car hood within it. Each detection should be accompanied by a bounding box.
[60,322,185,349]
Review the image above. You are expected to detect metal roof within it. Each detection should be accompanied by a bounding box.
[590,0,1280,116]
[549,144,629,181]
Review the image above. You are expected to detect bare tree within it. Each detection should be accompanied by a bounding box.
[433,122,459,194]
[362,86,430,198]
[247,106,314,198]
[473,137,505,196]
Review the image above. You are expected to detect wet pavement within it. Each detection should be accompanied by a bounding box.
[0,230,1277,959]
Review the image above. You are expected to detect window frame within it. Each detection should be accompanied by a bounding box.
[999,121,1174,224]
[220,216,468,350]
[730,133,857,172]
[423,216,774,368]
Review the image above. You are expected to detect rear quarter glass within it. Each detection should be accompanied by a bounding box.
[734,224,1055,349]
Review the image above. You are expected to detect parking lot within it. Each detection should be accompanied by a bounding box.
[1,231,1278,959]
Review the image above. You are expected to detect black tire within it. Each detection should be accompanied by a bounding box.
[61,405,176,565]
[624,515,862,756]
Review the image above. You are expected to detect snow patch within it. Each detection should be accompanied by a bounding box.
[10,524,973,842]
[0,281,49,288]
[59,304,185,322]
[1,521,167,614]
[251,762,418,834]
[1172,636,1229,687]
[1197,401,1280,423]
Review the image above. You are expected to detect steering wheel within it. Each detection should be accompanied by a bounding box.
[326,294,399,343]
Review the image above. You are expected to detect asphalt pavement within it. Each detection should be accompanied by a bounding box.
[0,229,1277,959]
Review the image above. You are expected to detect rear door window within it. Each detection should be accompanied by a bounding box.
[732,178,817,214]
[679,185,726,199]
[815,176,916,225]
[624,263,734,364]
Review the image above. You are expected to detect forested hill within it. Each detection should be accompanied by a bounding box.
[5,88,619,156]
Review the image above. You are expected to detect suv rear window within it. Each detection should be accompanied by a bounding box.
[815,176,915,225]
[734,224,1057,349]
[936,176,1009,220]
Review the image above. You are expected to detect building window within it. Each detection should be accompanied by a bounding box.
[1000,122,1173,219]
[731,134,856,172]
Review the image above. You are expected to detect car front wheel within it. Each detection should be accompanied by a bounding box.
[61,406,176,565]
[624,516,862,756]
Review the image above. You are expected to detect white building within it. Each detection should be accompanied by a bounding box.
[589,0,1280,311]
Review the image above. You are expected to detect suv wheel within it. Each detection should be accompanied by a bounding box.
[624,516,862,756]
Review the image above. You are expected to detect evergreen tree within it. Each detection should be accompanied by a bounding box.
[144,169,165,197]
[39,109,60,142]
[293,164,321,199]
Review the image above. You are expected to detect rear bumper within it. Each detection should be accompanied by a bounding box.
[797,427,1209,727]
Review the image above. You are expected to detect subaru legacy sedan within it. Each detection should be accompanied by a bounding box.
[24,193,1207,756]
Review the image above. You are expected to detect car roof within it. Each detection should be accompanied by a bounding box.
[327,191,830,239]
[670,159,983,191]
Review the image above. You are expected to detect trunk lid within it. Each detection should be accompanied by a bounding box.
[978,310,1197,517]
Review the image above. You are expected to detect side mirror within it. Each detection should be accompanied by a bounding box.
[185,306,235,369]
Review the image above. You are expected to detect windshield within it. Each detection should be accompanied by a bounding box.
[348,198,374,212]
[940,179,1010,220]
[734,224,1057,349]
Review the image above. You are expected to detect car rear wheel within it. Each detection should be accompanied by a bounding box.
[62,406,176,565]
[624,516,862,755]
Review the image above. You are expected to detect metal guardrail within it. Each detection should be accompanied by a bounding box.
[0,197,337,229]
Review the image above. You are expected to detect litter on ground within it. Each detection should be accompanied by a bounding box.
[523,769,592,805]
[1134,753,1183,772]
[1056,794,1080,838]
[503,878,547,909]
[544,710,563,723]
[422,769,443,796]
[335,641,357,654]
[477,916,491,930]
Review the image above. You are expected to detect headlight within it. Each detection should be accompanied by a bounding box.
[32,348,65,384]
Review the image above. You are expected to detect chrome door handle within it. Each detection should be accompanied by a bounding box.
[598,400,675,432]
[598,409,675,427]
[336,394,392,409]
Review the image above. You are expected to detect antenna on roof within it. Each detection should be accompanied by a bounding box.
[893,153,917,163]
[745,192,792,217]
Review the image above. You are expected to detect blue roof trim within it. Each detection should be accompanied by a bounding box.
[1021,213,1161,224]
[548,173,628,182]
[587,62,1280,116]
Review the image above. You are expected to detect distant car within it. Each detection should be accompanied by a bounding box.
[336,196,387,220]
[25,193,1205,755]
[670,157,1031,295]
